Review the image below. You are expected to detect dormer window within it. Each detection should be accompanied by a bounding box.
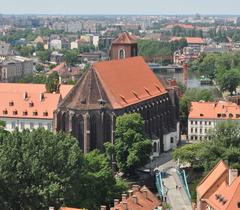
[217,113,221,118]
[236,114,240,118]
[23,110,28,116]
[43,111,48,117]
[33,111,38,116]
[229,113,233,118]
[29,101,34,107]
[9,101,14,106]
[222,114,226,118]
[13,110,18,115]
[3,109,8,115]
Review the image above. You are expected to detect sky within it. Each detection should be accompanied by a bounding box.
[0,0,240,15]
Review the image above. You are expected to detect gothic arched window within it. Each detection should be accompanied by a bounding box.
[118,49,125,59]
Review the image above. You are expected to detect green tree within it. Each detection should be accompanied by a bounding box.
[0,129,127,210]
[0,129,84,209]
[218,68,240,95]
[36,42,44,51]
[62,49,79,65]
[111,113,152,174]
[173,121,240,172]
[36,50,51,63]
[46,71,59,93]
[78,150,127,209]
[35,64,44,72]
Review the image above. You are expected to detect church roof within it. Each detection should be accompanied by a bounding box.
[58,68,112,110]
[111,32,137,44]
[59,56,167,111]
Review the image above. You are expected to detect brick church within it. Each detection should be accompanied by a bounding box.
[54,32,180,156]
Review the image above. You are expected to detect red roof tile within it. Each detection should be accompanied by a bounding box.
[111,185,161,210]
[93,56,167,109]
[189,101,240,120]
[0,83,73,119]
[197,160,228,198]
[112,32,137,44]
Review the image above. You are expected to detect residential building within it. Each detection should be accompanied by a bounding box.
[109,185,162,210]
[47,63,82,83]
[0,83,73,132]
[0,56,33,82]
[196,160,240,210]
[0,41,11,56]
[188,101,240,141]
[50,39,62,50]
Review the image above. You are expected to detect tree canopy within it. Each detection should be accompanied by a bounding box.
[0,129,126,210]
[106,113,152,174]
[173,121,240,172]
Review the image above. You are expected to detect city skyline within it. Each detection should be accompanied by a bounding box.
[1,0,240,15]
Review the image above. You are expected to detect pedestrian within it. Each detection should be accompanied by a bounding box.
[176,185,178,190]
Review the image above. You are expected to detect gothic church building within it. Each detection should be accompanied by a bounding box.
[54,32,180,156]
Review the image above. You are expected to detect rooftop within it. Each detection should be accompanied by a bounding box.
[0,83,73,119]
[189,101,240,120]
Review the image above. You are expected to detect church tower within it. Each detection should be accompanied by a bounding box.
[109,32,138,60]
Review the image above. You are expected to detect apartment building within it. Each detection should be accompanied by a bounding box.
[188,101,240,141]
[0,83,73,132]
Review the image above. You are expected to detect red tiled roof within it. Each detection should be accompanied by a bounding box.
[112,32,137,44]
[111,185,161,210]
[0,83,73,119]
[189,101,240,120]
[93,56,167,109]
[170,36,204,44]
[197,160,228,198]
[197,160,240,210]
[166,24,194,30]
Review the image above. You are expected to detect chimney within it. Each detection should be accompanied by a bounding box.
[142,189,148,199]
[229,169,238,185]
[122,202,127,210]
[122,193,127,202]
[132,185,140,192]
[40,93,44,102]
[132,195,138,204]
[114,199,119,207]
[49,207,54,210]
[100,205,107,210]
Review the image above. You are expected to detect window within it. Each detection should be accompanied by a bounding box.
[23,111,28,116]
[195,128,197,133]
[217,113,221,118]
[191,121,193,125]
[43,111,48,117]
[200,129,202,134]
[20,122,25,130]
[229,113,233,118]
[118,49,125,59]
[30,122,34,129]
[200,121,202,125]
[9,101,14,106]
[33,111,38,116]
[38,123,43,128]
[29,101,34,107]
[47,123,52,131]
[170,137,174,144]
[3,109,8,115]
[222,114,226,118]
[236,114,240,118]
[153,142,157,153]
[13,110,18,115]
[195,121,197,125]
[191,128,193,133]
[11,121,16,129]
[205,121,207,125]
[209,121,211,125]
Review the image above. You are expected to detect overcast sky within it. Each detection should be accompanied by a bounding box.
[0,0,240,15]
